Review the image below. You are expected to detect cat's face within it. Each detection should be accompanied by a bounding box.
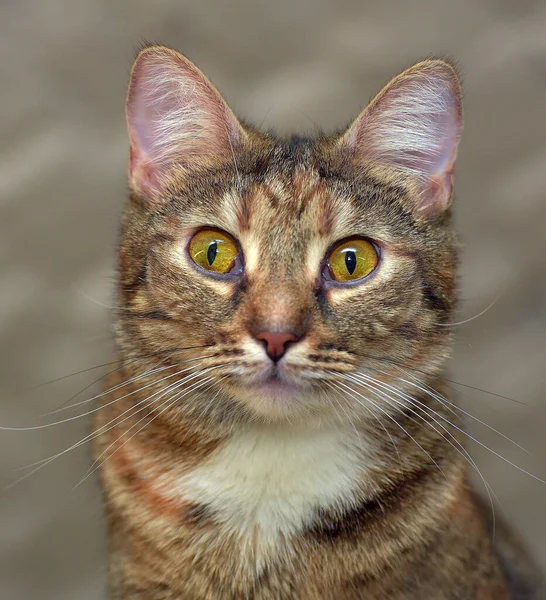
[118,46,462,425]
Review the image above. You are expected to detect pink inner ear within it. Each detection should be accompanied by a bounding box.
[126,48,241,198]
[350,64,463,214]
[129,61,185,162]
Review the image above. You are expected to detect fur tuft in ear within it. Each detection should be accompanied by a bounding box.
[126,45,244,199]
[341,60,463,215]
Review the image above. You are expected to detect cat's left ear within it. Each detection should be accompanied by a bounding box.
[126,45,245,200]
[339,60,463,216]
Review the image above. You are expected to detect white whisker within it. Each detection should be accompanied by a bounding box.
[435,287,506,327]
[390,366,529,455]
[325,380,401,464]
[82,366,223,478]
[1,361,205,432]
[347,371,499,531]
[329,375,443,478]
[4,363,218,490]
[75,373,219,489]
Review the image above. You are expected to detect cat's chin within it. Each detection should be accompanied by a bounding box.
[255,376,302,399]
[228,372,317,420]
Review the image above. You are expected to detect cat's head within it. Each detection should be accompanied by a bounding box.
[117,45,462,425]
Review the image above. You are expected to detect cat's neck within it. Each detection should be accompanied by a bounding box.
[97,369,375,524]
[176,422,373,543]
[97,366,467,583]
[98,366,459,540]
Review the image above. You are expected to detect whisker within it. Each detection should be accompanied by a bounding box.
[15,363,210,472]
[384,366,529,455]
[322,382,363,440]
[75,288,156,313]
[329,375,445,480]
[4,363,219,491]
[347,371,499,529]
[353,370,546,485]
[30,344,213,390]
[0,361,206,431]
[38,363,178,419]
[43,362,138,416]
[75,372,220,489]
[81,365,224,478]
[352,351,527,406]
[45,354,215,415]
[325,380,401,464]
[194,375,230,421]
[336,373,500,532]
[435,286,506,327]
[42,356,173,415]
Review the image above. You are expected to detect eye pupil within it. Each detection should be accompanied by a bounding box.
[327,238,379,283]
[207,241,218,266]
[189,230,239,275]
[345,251,357,275]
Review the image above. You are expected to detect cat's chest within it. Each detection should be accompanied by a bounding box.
[177,425,368,543]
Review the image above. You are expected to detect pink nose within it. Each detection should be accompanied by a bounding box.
[255,331,299,363]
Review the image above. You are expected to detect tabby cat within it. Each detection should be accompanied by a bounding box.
[96,45,542,599]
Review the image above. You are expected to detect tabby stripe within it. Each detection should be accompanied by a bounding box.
[109,438,190,521]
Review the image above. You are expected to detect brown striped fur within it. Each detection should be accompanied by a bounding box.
[95,45,543,598]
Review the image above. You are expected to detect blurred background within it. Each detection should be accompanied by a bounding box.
[1,1,545,598]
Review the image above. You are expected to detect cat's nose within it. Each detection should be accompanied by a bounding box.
[255,331,300,363]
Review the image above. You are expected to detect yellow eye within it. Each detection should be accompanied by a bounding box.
[327,238,379,282]
[189,229,239,274]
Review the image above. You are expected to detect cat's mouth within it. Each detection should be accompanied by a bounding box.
[234,363,309,405]
[223,358,320,418]
[256,369,302,397]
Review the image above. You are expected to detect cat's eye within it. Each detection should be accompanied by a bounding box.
[189,229,240,275]
[325,238,379,283]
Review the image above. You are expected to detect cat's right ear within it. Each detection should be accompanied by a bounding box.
[126,45,245,200]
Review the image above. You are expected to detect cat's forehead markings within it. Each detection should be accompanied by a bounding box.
[236,188,252,232]
[264,178,291,204]
[219,190,243,232]
[251,181,286,211]
[305,237,328,281]
[296,179,332,223]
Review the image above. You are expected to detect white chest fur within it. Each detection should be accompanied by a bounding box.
[178,424,369,545]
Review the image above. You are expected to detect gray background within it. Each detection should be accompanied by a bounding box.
[1,1,545,598]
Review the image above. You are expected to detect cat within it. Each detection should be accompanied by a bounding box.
[95,44,543,599]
